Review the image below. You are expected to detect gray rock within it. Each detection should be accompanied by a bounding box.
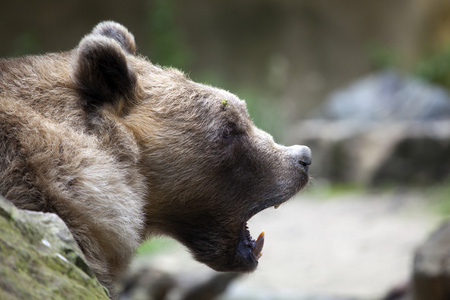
[410,221,450,300]
[0,196,109,300]
[288,120,450,185]
[317,70,450,121]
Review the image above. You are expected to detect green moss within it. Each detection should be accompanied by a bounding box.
[0,198,109,300]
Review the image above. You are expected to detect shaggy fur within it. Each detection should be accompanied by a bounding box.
[0,22,311,298]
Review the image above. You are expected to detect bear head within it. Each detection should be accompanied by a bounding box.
[72,21,311,273]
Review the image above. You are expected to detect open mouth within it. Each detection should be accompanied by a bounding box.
[193,169,310,272]
[237,203,286,270]
[233,167,310,270]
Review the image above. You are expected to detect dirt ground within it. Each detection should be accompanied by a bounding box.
[135,189,442,300]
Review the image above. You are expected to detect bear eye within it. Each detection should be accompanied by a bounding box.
[222,125,234,139]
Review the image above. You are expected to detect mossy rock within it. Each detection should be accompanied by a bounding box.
[0,196,109,300]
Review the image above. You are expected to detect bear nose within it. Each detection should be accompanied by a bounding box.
[298,146,312,167]
[287,145,312,170]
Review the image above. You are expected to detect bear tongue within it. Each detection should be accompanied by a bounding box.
[252,231,265,260]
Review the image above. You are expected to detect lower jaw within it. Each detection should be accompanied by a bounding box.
[205,242,260,272]
[204,256,258,273]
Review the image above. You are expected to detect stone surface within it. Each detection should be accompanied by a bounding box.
[411,221,450,300]
[288,120,450,185]
[315,70,450,121]
[0,196,109,300]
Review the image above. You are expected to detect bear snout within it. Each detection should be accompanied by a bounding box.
[286,145,312,172]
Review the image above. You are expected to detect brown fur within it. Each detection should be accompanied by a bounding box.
[0,22,311,298]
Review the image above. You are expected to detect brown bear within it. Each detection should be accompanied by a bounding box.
[0,21,311,298]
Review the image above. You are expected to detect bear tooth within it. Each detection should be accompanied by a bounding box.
[252,231,265,259]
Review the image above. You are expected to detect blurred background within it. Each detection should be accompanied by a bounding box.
[2,0,450,299]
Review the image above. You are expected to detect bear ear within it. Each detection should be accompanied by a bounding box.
[91,21,136,55]
[73,31,137,111]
